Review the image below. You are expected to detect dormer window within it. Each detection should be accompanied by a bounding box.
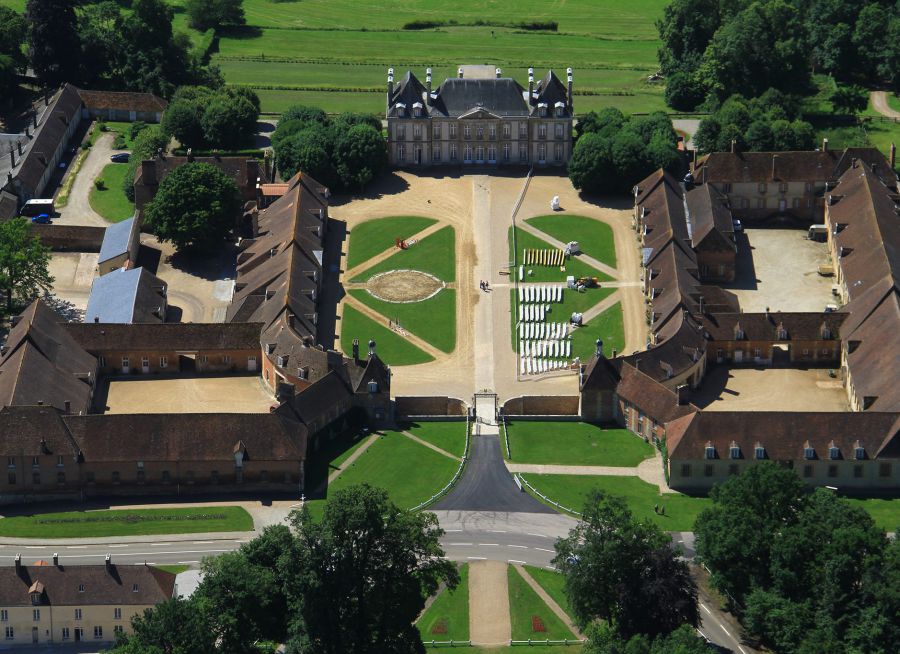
[754,445,766,460]
[829,444,841,460]
[804,445,816,460]
[132,584,139,593]
[704,443,716,460]
[776,327,787,340]
[368,380,379,393]
[276,355,287,367]
[31,593,40,605]
[854,445,866,460]
[729,444,741,460]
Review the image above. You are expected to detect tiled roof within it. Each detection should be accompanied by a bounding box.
[85,267,167,324]
[64,322,263,352]
[0,405,79,458]
[614,362,697,424]
[0,564,174,606]
[77,89,168,113]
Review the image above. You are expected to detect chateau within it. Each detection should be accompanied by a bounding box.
[386,65,574,168]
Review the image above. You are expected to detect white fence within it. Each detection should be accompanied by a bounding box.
[516,474,582,517]
[409,415,470,512]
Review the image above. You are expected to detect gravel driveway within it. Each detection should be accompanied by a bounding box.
[54,133,117,227]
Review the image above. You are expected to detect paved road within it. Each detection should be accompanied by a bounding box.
[871,91,900,119]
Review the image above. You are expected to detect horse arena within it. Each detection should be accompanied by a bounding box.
[366,269,445,303]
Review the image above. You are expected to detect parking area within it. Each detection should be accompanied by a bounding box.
[726,228,835,313]
[97,375,274,414]
[46,252,98,319]
[692,365,849,412]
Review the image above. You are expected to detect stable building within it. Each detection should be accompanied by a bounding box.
[386,65,574,168]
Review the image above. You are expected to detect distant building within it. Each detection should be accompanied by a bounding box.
[386,65,574,168]
[77,89,168,123]
[85,267,168,324]
[0,558,175,646]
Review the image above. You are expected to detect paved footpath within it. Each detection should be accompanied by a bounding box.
[469,560,511,646]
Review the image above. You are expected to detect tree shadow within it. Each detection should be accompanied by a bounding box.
[167,243,239,282]
[328,172,410,205]
[219,25,264,40]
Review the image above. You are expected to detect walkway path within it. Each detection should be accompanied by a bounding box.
[469,560,511,646]
[325,434,379,485]
[870,91,900,120]
[517,220,619,279]
[343,220,447,280]
[401,430,459,461]
[54,132,115,227]
[341,293,444,359]
[513,565,584,640]
[580,289,623,324]
[472,175,497,392]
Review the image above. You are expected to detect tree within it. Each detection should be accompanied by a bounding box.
[26,0,82,87]
[0,218,54,314]
[332,112,383,132]
[275,125,339,188]
[575,107,626,139]
[283,484,458,654]
[110,597,215,654]
[185,0,245,31]
[0,7,27,68]
[281,105,329,126]
[656,0,727,77]
[745,121,775,151]
[77,1,125,87]
[123,126,169,201]
[201,96,256,149]
[554,491,698,639]
[568,133,615,194]
[333,124,388,190]
[144,163,241,254]
[664,71,706,111]
[830,84,868,116]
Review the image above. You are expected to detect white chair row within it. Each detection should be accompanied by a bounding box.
[518,285,564,304]
[521,340,572,358]
[518,322,568,340]
[520,357,571,375]
[518,304,547,322]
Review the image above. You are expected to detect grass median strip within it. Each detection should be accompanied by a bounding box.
[347,216,437,269]
[508,565,575,641]
[506,422,653,466]
[418,563,470,643]
[0,507,253,538]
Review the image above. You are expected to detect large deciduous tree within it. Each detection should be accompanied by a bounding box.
[185,0,245,31]
[111,596,215,654]
[26,0,82,87]
[144,162,241,254]
[162,86,259,149]
[0,218,54,314]
[554,491,698,640]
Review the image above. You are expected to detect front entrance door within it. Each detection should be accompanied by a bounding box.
[75,628,83,642]
[247,355,257,372]
[415,147,422,164]
[734,350,744,363]
[32,627,38,643]
[779,199,787,212]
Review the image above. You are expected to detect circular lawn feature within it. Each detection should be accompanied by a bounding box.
[366,269,444,303]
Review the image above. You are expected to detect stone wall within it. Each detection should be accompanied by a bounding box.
[395,396,467,418]
[503,395,580,416]
[31,224,105,251]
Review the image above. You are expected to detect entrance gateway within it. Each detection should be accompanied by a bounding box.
[473,391,498,426]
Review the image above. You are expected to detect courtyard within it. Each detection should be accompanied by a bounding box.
[691,365,849,412]
[725,227,835,313]
[96,375,274,414]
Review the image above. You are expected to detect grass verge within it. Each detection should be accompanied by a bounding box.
[347,216,437,270]
[508,565,575,641]
[506,421,653,466]
[845,497,900,532]
[418,564,470,643]
[89,163,135,223]
[339,305,433,366]
[352,225,456,282]
[402,421,468,458]
[155,565,189,575]
[349,288,456,353]
[523,566,574,623]
[525,214,617,268]
[55,148,91,208]
[0,507,253,538]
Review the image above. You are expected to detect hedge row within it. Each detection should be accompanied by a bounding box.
[37,513,228,525]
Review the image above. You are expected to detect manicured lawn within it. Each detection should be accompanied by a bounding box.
[508,565,575,641]
[0,507,253,538]
[570,302,626,360]
[506,422,654,467]
[526,215,617,268]
[521,474,710,531]
[327,431,460,509]
[509,226,612,283]
[418,564,470,643]
[888,93,900,114]
[155,565,189,575]
[349,288,456,353]
[347,216,437,270]
[304,425,372,493]
[845,497,900,532]
[403,421,468,458]
[524,566,574,623]
[89,163,135,223]
[339,305,433,366]
[352,225,456,282]
[510,286,617,350]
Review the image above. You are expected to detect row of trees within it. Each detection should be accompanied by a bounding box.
[659,0,900,111]
[21,0,221,96]
[0,219,54,316]
[0,7,26,103]
[567,108,680,195]
[162,86,261,149]
[185,0,245,32]
[695,463,899,653]
[272,106,388,192]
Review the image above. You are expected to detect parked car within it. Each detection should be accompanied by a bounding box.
[30,214,52,224]
[110,153,130,163]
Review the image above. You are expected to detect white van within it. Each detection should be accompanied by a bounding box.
[21,198,55,217]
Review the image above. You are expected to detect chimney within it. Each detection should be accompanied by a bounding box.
[387,68,394,99]
[94,316,99,323]
[595,338,603,358]
[890,142,896,169]
[17,141,23,156]
[611,348,617,358]
[676,384,689,405]
[567,67,573,107]
[730,139,736,153]
[368,339,376,358]
[8,146,14,170]
[352,338,360,360]
[528,68,534,104]
[852,157,858,169]
[105,554,112,572]
[425,67,432,101]
[457,67,464,79]
[14,554,21,572]
[140,160,157,186]
[822,137,829,152]
[772,154,778,180]
[64,400,70,415]
[52,553,59,566]
[32,110,37,129]
[495,67,502,78]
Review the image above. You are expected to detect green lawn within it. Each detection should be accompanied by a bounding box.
[93,121,143,150]
[155,565,189,575]
[403,421,468,458]
[570,302,626,360]
[304,426,372,493]
[0,507,253,538]
[418,564,470,643]
[521,474,710,531]
[443,648,583,653]
[509,226,612,283]
[508,565,576,641]
[845,497,900,532]
[525,215,617,268]
[347,216,437,270]
[339,305,433,366]
[351,225,456,282]
[506,422,654,467]
[349,288,456,353]
[89,163,135,223]
[510,285,617,350]
[327,431,460,509]
[524,566,574,623]
[887,93,900,114]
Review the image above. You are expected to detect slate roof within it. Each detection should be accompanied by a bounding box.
[429,78,530,118]
[98,216,137,265]
[64,322,263,352]
[0,190,17,221]
[685,183,735,250]
[534,70,569,111]
[0,565,175,607]
[388,71,429,118]
[77,89,168,113]
[85,267,167,324]
[666,411,900,461]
